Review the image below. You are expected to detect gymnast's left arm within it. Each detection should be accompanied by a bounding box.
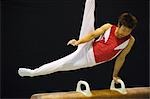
[113,35,135,82]
[67,23,112,46]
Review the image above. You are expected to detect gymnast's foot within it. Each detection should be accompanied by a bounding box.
[18,68,34,77]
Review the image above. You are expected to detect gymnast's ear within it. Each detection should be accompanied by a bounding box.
[117,23,121,28]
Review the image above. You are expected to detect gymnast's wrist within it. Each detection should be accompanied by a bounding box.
[75,40,81,46]
[113,74,118,78]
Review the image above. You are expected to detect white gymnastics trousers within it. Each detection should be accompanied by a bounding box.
[18,0,97,77]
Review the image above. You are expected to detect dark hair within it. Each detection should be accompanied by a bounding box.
[118,13,138,29]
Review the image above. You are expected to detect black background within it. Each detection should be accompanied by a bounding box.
[1,0,149,98]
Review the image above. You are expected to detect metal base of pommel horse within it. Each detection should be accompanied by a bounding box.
[31,80,150,99]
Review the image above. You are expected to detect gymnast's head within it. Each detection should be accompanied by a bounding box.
[116,13,138,38]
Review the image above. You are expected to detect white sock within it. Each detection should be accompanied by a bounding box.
[18,68,34,77]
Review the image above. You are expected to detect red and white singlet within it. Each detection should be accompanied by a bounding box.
[92,25,131,63]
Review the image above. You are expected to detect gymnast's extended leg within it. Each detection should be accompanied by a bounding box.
[18,0,95,77]
[18,45,94,77]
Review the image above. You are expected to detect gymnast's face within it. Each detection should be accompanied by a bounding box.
[116,25,133,38]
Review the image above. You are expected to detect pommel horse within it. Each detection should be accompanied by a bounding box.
[31,80,150,99]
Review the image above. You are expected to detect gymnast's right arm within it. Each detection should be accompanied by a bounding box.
[67,23,112,46]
